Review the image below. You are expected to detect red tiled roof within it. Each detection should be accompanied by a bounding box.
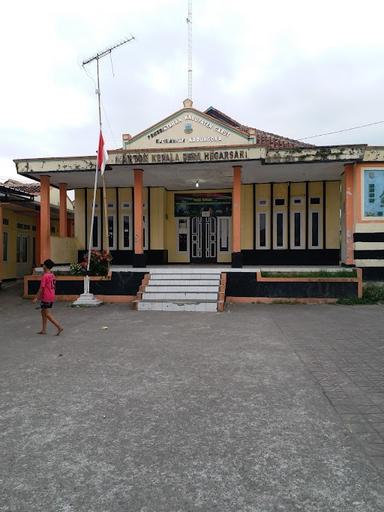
[1,179,40,195]
[204,107,313,149]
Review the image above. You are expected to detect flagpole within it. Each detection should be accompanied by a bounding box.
[73,37,134,306]
[86,56,103,275]
[95,56,110,255]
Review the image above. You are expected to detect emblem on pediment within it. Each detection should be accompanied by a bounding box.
[184,122,193,134]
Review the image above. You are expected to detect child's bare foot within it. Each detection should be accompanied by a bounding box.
[56,328,64,336]
[37,331,46,335]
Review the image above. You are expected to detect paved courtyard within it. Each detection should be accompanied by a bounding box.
[1,282,384,511]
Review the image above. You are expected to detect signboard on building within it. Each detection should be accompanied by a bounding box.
[174,192,232,217]
[113,149,250,166]
[364,169,384,217]
[125,108,250,150]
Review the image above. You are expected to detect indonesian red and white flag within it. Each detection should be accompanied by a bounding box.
[97,131,108,175]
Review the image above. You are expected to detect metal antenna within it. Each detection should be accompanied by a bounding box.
[82,36,134,266]
[187,0,193,100]
[82,36,135,130]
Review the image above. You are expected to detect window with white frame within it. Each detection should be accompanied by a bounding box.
[309,211,322,248]
[143,212,149,251]
[273,211,287,249]
[119,201,132,250]
[3,231,8,261]
[121,215,132,249]
[256,211,270,249]
[91,214,101,249]
[107,214,116,250]
[290,211,305,249]
[176,217,189,253]
[218,217,231,252]
[16,235,28,263]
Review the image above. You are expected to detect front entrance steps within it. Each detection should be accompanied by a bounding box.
[136,270,225,312]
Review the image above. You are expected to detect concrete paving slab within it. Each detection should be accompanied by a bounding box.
[1,283,384,511]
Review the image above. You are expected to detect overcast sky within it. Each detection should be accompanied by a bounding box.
[1,0,384,182]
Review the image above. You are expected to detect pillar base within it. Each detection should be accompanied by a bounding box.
[72,293,103,307]
[231,252,243,268]
[133,253,147,268]
[71,276,102,306]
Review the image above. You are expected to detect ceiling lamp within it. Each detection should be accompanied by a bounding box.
[195,179,200,188]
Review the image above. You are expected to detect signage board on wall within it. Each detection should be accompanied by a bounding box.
[113,149,250,166]
[174,192,232,217]
[364,169,384,217]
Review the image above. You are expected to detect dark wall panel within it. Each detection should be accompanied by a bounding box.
[361,267,384,281]
[28,272,145,296]
[241,249,340,266]
[354,232,384,242]
[354,250,384,260]
[226,272,357,298]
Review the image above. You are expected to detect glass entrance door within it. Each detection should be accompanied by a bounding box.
[190,216,217,263]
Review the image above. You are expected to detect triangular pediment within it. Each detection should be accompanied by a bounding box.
[125,106,250,150]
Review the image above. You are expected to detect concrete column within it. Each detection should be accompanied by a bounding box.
[232,165,242,267]
[0,206,3,281]
[40,176,51,263]
[344,163,354,265]
[133,168,146,267]
[35,215,41,266]
[59,183,68,238]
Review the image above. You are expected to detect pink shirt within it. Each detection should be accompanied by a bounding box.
[41,272,56,302]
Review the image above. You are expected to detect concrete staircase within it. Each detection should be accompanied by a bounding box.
[136,269,225,312]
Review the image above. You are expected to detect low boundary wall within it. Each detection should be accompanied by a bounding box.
[24,271,145,303]
[225,269,362,304]
[24,270,362,306]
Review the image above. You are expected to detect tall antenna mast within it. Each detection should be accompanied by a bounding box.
[82,36,135,130]
[187,0,193,100]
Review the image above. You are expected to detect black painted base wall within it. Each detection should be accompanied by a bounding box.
[241,250,340,265]
[226,273,357,298]
[28,272,145,296]
[78,249,339,266]
[78,250,168,266]
[361,268,384,281]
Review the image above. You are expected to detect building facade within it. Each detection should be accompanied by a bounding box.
[0,180,73,282]
[14,100,384,279]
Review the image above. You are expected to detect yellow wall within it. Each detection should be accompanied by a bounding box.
[75,189,86,250]
[241,185,254,250]
[255,183,271,249]
[117,188,133,250]
[165,188,235,262]
[326,182,340,249]
[166,190,189,263]
[1,207,38,280]
[69,181,341,265]
[254,181,340,250]
[51,236,78,264]
[86,188,102,249]
[150,188,166,249]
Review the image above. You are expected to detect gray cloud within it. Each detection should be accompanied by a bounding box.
[1,0,384,180]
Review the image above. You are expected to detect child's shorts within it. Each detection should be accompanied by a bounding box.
[41,302,53,309]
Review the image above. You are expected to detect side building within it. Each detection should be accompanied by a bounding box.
[0,180,74,283]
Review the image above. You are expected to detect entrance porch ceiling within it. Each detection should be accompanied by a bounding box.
[20,160,345,190]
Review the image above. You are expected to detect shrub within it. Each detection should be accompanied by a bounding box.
[69,263,84,276]
[81,250,112,276]
[337,284,384,305]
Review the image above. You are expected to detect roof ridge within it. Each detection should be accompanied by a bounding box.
[204,106,314,148]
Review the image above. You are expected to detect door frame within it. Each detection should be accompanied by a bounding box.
[190,216,218,263]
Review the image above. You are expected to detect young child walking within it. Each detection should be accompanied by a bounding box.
[33,259,63,336]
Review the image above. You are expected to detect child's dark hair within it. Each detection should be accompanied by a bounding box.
[43,259,55,270]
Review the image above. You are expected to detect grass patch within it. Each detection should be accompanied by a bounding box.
[337,284,384,305]
[261,270,357,278]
